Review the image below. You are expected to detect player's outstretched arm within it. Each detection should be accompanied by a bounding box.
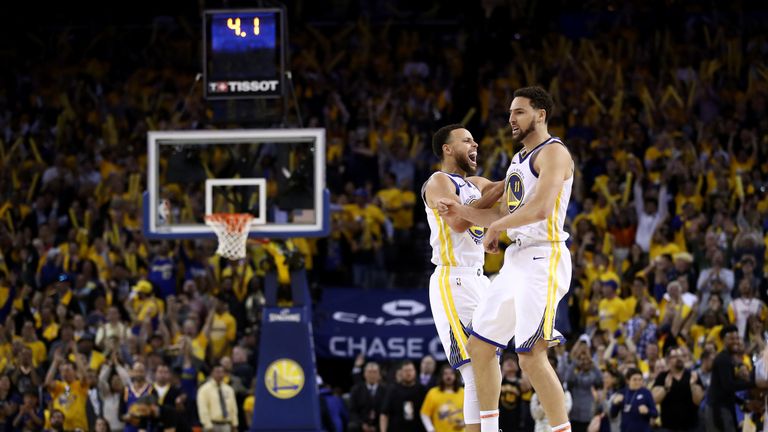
[435,179,504,229]
[467,177,505,207]
[489,144,571,232]
[424,174,473,233]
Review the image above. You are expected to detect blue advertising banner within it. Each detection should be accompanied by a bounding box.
[314,288,446,361]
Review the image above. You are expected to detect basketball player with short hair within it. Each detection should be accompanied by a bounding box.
[422,124,504,432]
[438,87,573,432]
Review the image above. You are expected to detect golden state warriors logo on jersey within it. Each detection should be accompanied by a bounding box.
[464,198,485,244]
[265,359,305,399]
[506,172,524,213]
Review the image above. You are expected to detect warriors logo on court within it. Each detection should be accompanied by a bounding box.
[506,172,524,213]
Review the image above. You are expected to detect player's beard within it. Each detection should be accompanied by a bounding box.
[456,154,476,175]
[512,121,536,143]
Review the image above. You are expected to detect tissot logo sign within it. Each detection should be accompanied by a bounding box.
[208,80,280,93]
[382,300,426,317]
[315,289,444,361]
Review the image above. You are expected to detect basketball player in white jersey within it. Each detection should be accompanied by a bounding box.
[422,124,504,432]
[438,87,574,432]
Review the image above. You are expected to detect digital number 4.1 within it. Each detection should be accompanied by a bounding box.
[226,17,260,37]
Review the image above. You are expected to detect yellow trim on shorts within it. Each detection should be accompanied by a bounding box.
[544,189,563,339]
[431,211,468,360]
[440,266,469,360]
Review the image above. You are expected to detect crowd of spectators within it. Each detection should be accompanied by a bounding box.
[1,0,768,431]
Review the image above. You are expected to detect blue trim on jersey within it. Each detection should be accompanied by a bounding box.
[451,358,471,370]
[465,178,480,193]
[440,172,462,195]
[469,329,507,349]
[518,136,557,163]
[529,137,564,178]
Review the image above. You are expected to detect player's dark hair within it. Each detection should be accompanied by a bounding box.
[432,124,464,159]
[513,86,554,124]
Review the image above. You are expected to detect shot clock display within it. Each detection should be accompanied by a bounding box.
[204,9,284,99]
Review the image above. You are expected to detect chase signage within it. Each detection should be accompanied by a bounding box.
[315,288,445,360]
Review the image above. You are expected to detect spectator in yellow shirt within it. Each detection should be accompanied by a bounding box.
[345,188,387,288]
[420,365,465,432]
[207,297,236,362]
[393,178,417,232]
[125,280,164,335]
[598,278,627,333]
[376,172,402,223]
[45,345,89,432]
[19,321,47,367]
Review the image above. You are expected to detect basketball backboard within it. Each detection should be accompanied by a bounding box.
[143,128,329,239]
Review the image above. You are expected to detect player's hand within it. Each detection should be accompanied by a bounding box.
[611,393,624,405]
[483,228,500,254]
[638,404,649,415]
[436,198,460,218]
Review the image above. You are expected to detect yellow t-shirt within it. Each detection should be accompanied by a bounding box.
[420,387,465,432]
[598,297,627,333]
[343,204,387,250]
[649,242,681,262]
[42,322,60,343]
[588,205,612,230]
[659,299,692,322]
[209,312,236,359]
[622,296,658,321]
[132,296,165,323]
[644,146,672,164]
[50,380,89,431]
[25,340,47,367]
[0,342,11,374]
[690,324,723,361]
[675,194,703,213]
[0,286,12,314]
[243,395,255,424]
[69,350,106,371]
[376,188,402,220]
[731,158,755,176]
[393,190,416,230]
[172,333,208,361]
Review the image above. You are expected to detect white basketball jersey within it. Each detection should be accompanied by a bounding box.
[505,137,572,243]
[422,172,485,267]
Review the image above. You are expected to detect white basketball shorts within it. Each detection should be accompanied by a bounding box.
[470,239,571,352]
[429,265,490,368]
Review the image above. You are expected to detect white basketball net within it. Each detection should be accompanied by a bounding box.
[204,213,254,260]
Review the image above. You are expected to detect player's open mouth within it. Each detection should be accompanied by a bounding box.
[511,126,520,134]
[468,152,477,164]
